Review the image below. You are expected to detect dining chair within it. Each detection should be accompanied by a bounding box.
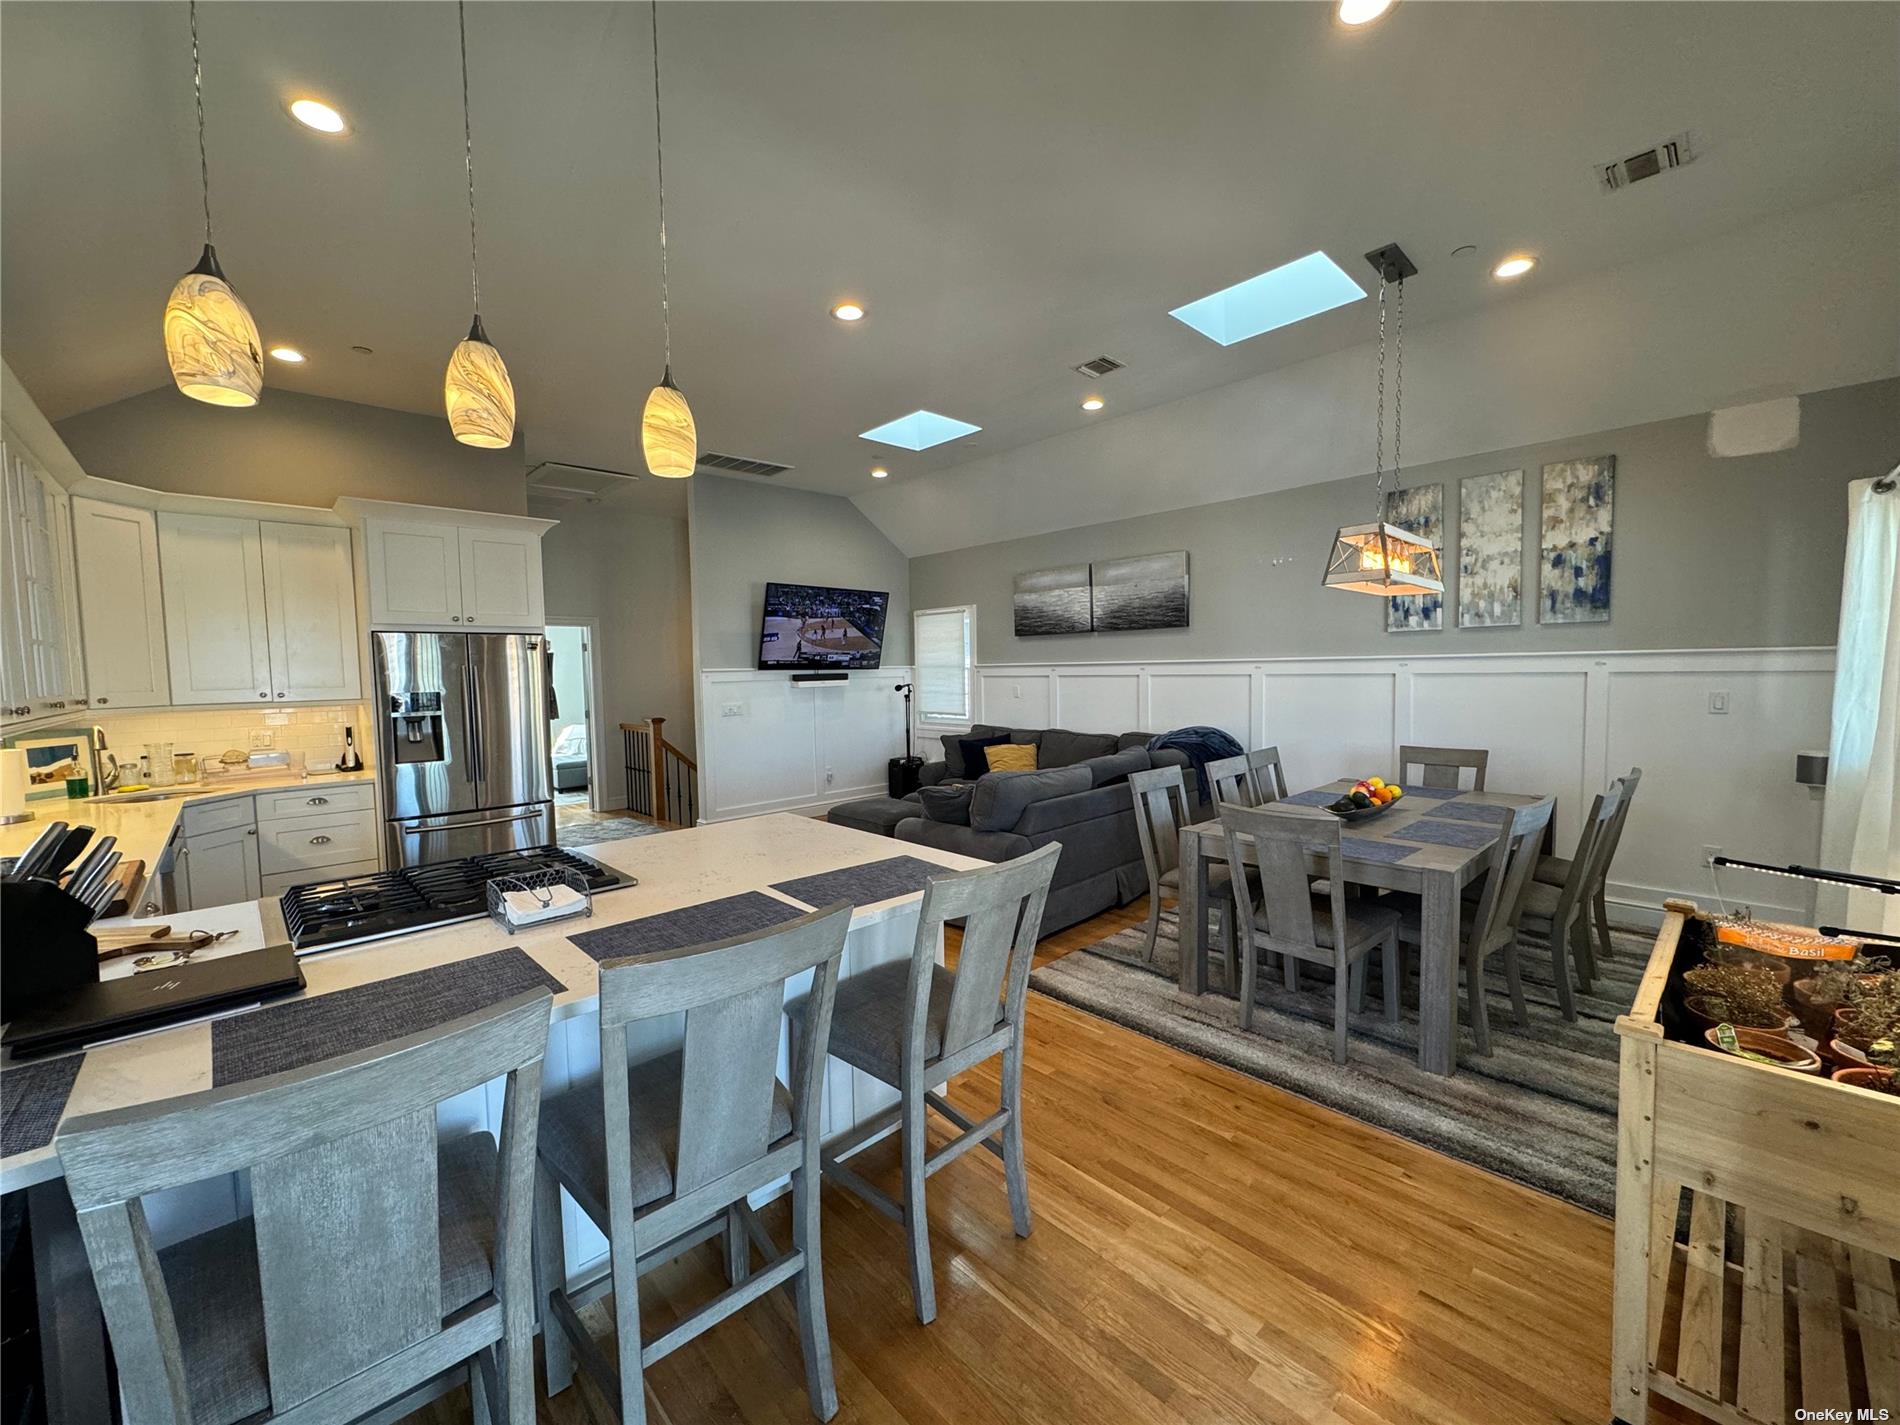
[535,902,853,1424]
[797,843,1059,1325]
[1247,746,1290,803]
[1513,780,1625,1020]
[1130,764,1236,982]
[1537,766,1642,967]
[1393,798,1555,1055]
[1398,744,1490,791]
[1205,753,1258,808]
[55,990,553,1425]
[1219,803,1400,1064]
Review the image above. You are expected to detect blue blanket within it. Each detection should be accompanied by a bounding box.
[1148,726,1245,802]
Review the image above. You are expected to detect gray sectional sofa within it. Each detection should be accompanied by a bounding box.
[889,724,1197,933]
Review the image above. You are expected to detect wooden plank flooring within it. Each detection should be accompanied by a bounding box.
[406,894,1691,1425]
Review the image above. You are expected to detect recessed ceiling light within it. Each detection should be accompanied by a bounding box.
[287,98,349,135]
[268,345,306,363]
[1492,255,1538,279]
[1170,251,1366,347]
[870,467,889,479]
[859,410,982,451]
[831,302,865,322]
[1337,0,1395,25]
[1081,397,1105,412]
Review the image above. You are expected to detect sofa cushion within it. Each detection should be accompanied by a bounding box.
[1039,728,1120,768]
[970,765,1091,832]
[984,743,1038,772]
[952,733,1010,779]
[1117,731,1158,753]
[917,782,975,824]
[1084,746,1151,787]
[942,724,1008,778]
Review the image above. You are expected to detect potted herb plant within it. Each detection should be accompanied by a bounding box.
[1681,963,1797,1035]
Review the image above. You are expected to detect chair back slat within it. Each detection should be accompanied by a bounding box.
[1596,766,1642,879]
[1204,754,1257,808]
[1551,782,1624,924]
[911,843,1060,1065]
[675,979,792,1195]
[1248,746,1289,803]
[254,1111,443,1409]
[1468,798,1556,955]
[1399,744,1489,791]
[1220,802,1339,954]
[1128,765,1187,881]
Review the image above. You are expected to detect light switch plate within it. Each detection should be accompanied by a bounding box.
[249,730,274,748]
[721,702,744,718]
[1708,691,1729,714]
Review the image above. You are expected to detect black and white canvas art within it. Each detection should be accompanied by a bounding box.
[1090,550,1190,632]
[1013,563,1092,636]
[1383,484,1444,632]
[1540,456,1614,624]
[1457,468,1523,627]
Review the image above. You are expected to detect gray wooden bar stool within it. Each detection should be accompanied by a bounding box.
[534,902,853,1424]
[55,990,553,1425]
[793,843,1059,1326]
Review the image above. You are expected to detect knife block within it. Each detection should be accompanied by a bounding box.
[0,879,99,1019]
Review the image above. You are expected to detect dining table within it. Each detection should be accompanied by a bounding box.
[1174,778,1552,1076]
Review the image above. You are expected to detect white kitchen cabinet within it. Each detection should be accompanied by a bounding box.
[179,821,261,909]
[365,518,464,628]
[0,438,87,725]
[158,513,273,706]
[71,497,170,710]
[458,525,544,628]
[349,501,552,631]
[260,522,361,701]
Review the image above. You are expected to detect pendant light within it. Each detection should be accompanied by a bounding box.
[163,0,262,408]
[1323,244,1444,597]
[639,0,697,479]
[443,0,516,449]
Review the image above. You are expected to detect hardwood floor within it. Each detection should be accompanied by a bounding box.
[407,895,1679,1425]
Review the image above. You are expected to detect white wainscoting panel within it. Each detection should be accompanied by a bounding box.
[698,667,911,822]
[1054,669,1141,733]
[1149,668,1252,748]
[1409,668,1591,848]
[977,670,1053,728]
[1262,671,1397,788]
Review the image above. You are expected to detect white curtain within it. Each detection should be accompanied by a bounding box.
[1817,470,1900,935]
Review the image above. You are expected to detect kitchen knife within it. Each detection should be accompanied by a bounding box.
[44,825,95,881]
[11,820,70,880]
[72,851,122,916]
[61,834,117,901]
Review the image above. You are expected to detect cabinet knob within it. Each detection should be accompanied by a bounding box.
[49,701,65,709]
[259,691,270,699]
[74,698,88,706]
[141,902,158,916]
[310,834,332,845]
[308,796,329,805]
[276,692,287,699]
[451,614,462,622]
[96,696,108,704]
[245,828,256,836]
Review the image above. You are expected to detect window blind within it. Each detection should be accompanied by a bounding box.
[913,606,972,723]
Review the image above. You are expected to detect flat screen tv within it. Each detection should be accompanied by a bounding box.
[757,581,890,670]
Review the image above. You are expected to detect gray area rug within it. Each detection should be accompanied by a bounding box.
[556,809,667,849]
[1029,911,1650,1216]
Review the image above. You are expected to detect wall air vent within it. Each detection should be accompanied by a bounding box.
[1597,131,1696,192]
[697,451,794,477]
[1073,355,1126,378]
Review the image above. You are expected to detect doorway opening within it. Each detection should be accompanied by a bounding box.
[544,620,599,814]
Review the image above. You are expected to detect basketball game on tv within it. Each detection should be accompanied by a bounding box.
[757,581,889,670]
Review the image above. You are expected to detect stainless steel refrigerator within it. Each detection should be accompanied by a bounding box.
[372,631,555,867]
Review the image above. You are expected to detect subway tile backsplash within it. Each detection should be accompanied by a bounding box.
[92,704,373,773]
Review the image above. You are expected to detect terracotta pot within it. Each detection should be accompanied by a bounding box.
[1702,1026,1823,1074]
[1829,1067,1896,1094]
[1683,996,1796,1037]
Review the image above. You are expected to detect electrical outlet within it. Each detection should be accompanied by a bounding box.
[825,767,835,786]
[1702,845,1723,868]
[249,730,274,749]
[720,702,744,718]
[1708,690,1729,714]
[1012,685,1022,700]
[263,712,289,727]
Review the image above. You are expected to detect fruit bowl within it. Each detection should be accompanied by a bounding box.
[1328,800,1395,824]
[1324,777,1405,822]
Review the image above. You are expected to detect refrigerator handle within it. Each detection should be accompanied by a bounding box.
[464,652,481,786]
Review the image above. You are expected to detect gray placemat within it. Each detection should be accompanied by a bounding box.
[213,949,564,1087]
[1340,837,1416,864]
[1400,785,1463,799]
[1,1052,84,1157]
[1281,788,1342,807]
[568,891,806,963]
[1423,800,1512,823]
[1392,817,1504,850]
[771,855,947,908]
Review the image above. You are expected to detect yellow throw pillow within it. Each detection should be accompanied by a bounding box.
[984,743,1038,773]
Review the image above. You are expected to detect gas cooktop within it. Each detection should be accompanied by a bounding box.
[280,846,632,953]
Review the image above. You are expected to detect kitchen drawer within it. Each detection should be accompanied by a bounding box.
[180,796,257,837]
[257,809,379,876]
[256,782,375,823]
[261,857,380,899]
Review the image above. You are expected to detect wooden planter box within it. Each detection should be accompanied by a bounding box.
[1611,901,1900,1424]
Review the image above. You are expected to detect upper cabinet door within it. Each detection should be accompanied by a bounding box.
[49,485,88,711]
[260,522,361,702]
[366,519,464,628]
[458,525,544,630]
[71,497,171,709]
[158,512,273,706]
[0,447,30,720]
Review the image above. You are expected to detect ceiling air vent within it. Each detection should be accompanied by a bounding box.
[1597,131,1696,192]
[1073,355,1126,378]
[696,451,794,477]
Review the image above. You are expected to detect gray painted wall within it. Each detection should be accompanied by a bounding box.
[911,377,1898,663]
[56,385,529,515]
[689,473,912,670]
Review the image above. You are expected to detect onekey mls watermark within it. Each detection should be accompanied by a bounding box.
[1794,1411,1892,1422]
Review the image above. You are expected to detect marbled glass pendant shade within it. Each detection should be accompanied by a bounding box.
[165,243,262,408]
[641,371,696,478]
[445,316,516,448]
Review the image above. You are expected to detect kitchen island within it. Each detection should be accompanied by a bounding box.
[2,812,984,1416]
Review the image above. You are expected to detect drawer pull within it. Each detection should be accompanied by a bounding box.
[309,835,333,845]
[307,796,329,806]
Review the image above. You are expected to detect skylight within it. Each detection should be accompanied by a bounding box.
[858,410,982,451]
[1169,252,1367,346]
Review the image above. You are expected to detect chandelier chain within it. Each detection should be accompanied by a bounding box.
[650,0,673,374]
[189,0,212,245]
[457,0,482,317]
[1393,276,1404,490]
[1373,277,1387,517]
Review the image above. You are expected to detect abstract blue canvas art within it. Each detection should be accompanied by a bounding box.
[1539,456,1614,623]
[1384,483,1444,632]
[1458,468,1523,627]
